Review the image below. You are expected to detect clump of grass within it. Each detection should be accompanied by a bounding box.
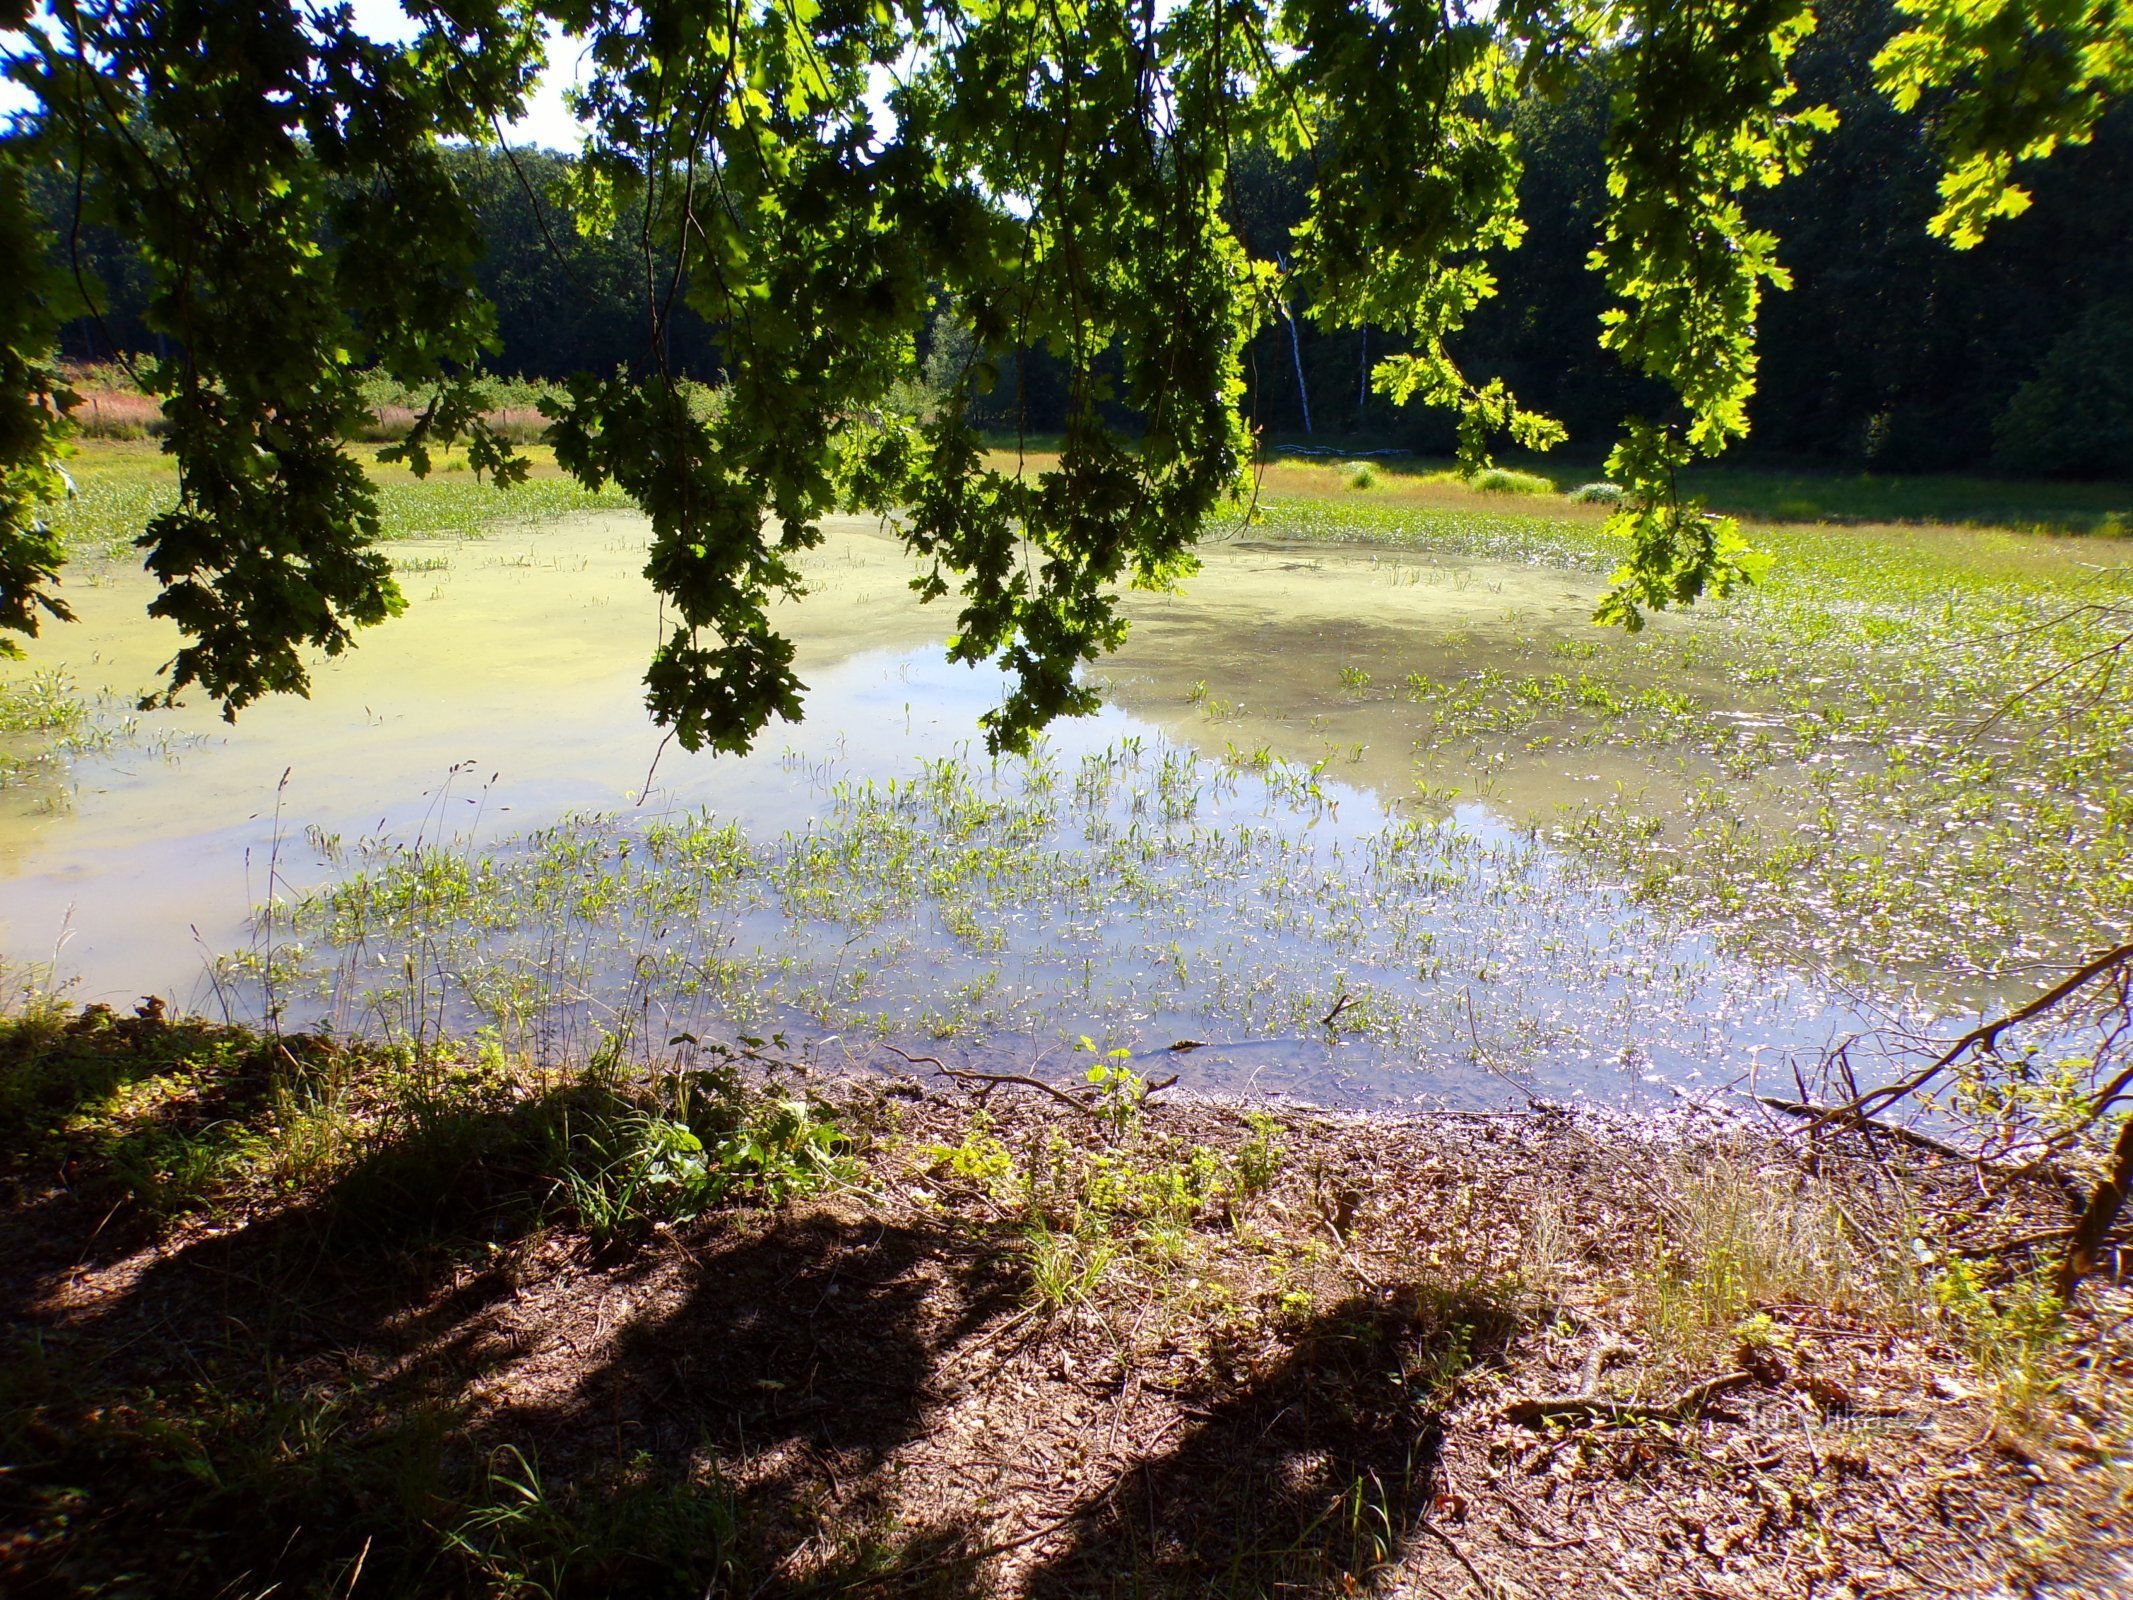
[0,1004,848,1241]
[1633,1146,1921,1368]
[445,1444,750,1596]
[1467,466,1554,495]
[1022,1215,1119,1309]
[1345,461,1378,490]
[0,669,87,737]
[1567,480,1624,504]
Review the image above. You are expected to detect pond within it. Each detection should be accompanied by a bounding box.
[0,509,1955,1109]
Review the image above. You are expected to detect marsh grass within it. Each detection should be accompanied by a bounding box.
[1468,466,1555,496]
[39,440,628,567]
[233,731,1863,1103]
[1632,1145,1926,1373]
[1258,486,2133,1014]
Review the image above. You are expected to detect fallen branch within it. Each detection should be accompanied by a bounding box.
[1756,1096,1977,1165]
[1757,1096,2087,1207]
[1826,941,2133,1123]
[1504,1338,1756,1428]
[941,1069,1100,1118]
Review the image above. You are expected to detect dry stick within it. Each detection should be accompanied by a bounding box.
[1320,991,1357,1028]
[1956,1223,2133,1259]
[1503,1369,1757,1428]
[1500,1336,1752,1428]
[1417,1516,1496,1597]
[877,1044,1100,1119]
[1756,1096,1977,1165]
[1830,940,2133,1123]
[1758,1094,2087,1209]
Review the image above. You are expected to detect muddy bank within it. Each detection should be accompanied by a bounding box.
[2,1007,2126,1597]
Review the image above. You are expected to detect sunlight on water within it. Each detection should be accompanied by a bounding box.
[242,648,1909,1108]
[1,513,1939,1108]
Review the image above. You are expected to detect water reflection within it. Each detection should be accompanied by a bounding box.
[1,516,1921,1107]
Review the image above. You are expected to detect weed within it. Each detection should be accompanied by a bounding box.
[445,1444,749,1597]
[1928,1257,2066,1427]
[1078,1036,1150,1130]
[1634,1149,1919,1368]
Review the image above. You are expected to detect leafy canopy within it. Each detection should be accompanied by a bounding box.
[1,0,2125,752]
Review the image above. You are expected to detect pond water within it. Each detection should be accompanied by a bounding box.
[0,512,1923,1109]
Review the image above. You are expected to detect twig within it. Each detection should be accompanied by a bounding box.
[1828,941,2133,1122]
[1418,1516,1496,1597]
[880,1045,1101,1119]
[1756,1096,1977,1164]
[1492,1524,1586,1552]
[1504,1363,1756,1428]
[1320,991,1357,1028]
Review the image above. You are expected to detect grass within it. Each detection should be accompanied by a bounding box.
[6,421,2131,1588]
[13,434,2133,1197]
[40,439,629,566]
[981,437,2130,534]
[1632,1143,1926,1370]
[0,998,846,1237]
[1249,485,2133,1004]
[241,728,1840,1091]
[1467,466,1555,496]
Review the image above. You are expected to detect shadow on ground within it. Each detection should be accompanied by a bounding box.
[2,1024,1517,1598]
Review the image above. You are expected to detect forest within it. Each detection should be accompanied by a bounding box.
[38,0,2133,479]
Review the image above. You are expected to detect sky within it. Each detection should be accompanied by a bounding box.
[347,0,592,151]
[0,1,593,151]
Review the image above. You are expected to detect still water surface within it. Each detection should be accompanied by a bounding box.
[0,512,1915,1108]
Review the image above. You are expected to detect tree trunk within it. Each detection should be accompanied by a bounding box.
[1285,305,1312,437]
[2060,1112,2133,1298]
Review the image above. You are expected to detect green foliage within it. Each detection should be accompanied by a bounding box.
[0,0,2121,755]
[1588,0,1831,630]
[550,1072,850,1244]
[0,158,74,660]
[1928,1256,2066,1422]
[1875,0,2133,248]
[1078,1035,1150,1130]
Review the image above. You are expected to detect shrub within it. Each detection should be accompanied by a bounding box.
[1567,480,1624,504]
[1468,467,1553,495]
[1344,461,1377,490]
[1993,299,2133,479]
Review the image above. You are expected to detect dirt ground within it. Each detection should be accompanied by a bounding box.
[2,1027,2130,1598]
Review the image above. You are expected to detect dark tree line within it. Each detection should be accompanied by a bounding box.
[45,145,727,383]
[41,0,2132,478]
[1244,0,2133,476]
